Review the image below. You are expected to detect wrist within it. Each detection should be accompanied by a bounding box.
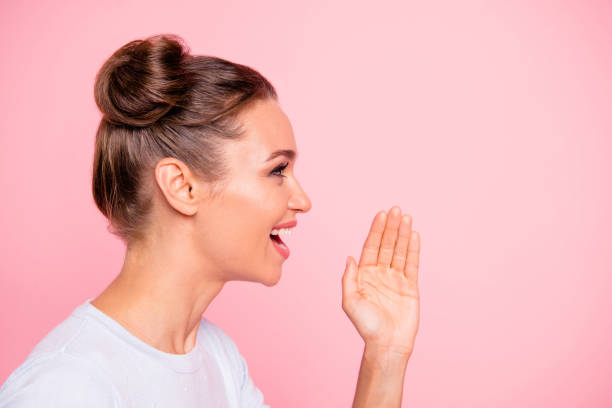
[363,342,412,369]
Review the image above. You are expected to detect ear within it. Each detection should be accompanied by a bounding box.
[154,158,201,216]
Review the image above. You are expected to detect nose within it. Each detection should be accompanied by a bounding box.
[288,178,312,213]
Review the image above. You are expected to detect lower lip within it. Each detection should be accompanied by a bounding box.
[270,236,290,259]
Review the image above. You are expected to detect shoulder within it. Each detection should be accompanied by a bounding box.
[198,317,243,366]
[198,318,249,376]
[0,301,121,406]
[198,319,269,407]
[199,317,238,349]
[0,350,120,407]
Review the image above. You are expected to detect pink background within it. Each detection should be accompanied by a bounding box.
[1,0,611,406]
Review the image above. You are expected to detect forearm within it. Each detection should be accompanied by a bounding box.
[352,344,411,408]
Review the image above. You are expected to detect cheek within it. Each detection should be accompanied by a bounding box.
[229,187,284,243]
[199,221,271,265]
[195,181,283,266]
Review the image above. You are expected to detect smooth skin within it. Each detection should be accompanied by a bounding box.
[343,206,421,407]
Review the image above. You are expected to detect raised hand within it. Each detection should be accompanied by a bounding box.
[342,206,421,357]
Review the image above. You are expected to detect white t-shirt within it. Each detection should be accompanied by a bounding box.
[0,299,270,408]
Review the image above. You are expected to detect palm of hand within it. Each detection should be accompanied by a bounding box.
[342,206,421,355]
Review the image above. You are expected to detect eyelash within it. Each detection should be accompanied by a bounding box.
[271,162,289,178]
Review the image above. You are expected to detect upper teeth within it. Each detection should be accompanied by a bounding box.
[271,228,293,236]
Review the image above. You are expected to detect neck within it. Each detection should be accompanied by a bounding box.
[91,236,225,355]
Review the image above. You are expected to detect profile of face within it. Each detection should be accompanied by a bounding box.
[189,98,312,286]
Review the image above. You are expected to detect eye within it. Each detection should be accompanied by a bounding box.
[270,162,289,178]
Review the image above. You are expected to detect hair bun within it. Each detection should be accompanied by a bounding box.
[94,34,193,127]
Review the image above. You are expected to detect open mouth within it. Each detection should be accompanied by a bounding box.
[269,233,287,249]
[269,228,291,259]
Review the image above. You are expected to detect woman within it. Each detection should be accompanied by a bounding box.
[0,34,421,407]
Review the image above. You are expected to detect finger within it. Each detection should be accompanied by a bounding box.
[391,214,412,273]
[378,206,402,267]
[342,256,358,303]
[404,231,420,283]
[358,210,387,267]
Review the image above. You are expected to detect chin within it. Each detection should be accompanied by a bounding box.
[261,269,283,287]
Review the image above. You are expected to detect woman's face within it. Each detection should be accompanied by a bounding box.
[194,98,312,286]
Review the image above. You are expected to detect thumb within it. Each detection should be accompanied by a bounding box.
[342,256,358,300]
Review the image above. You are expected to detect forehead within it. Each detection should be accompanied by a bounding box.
[231,99,297,163]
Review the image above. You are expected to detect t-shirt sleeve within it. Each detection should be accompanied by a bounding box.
[235,350,270,408]
[205,320,270,408]
[0,352,119,408]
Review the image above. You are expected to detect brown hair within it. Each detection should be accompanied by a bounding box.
[92,34,277,245]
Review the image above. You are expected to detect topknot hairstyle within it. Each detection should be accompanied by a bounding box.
[92,33,278,245]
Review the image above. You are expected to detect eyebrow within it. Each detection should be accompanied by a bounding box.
[265,149,297,162]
